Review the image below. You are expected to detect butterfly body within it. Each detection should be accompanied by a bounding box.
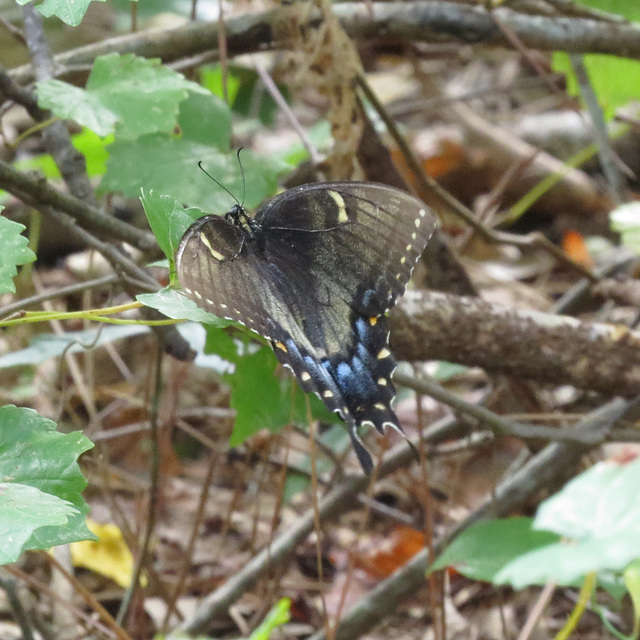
[176,182,437,472]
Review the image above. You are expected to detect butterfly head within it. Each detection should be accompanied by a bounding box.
[225,203,261,236]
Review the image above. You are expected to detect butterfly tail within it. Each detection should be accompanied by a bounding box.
[348,420,373,474]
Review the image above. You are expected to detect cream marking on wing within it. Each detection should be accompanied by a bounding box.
[406,244,412,252]
[194,291,202,299]
[301,371,311,382]
[323,390,334,398]
[328,190,348,223]
[415,218,421,228]
[377,348,391,359]
[419,209,426,217]
[400,256,406,264]
[411,232,417,240]
[374,403,386,410]
[378,378,387,386]
[199,232,226,261]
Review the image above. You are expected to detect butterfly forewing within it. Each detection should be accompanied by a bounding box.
[257,183,436,315]
[176,181,437,473]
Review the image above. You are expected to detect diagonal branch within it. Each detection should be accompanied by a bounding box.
[0,158,155,250]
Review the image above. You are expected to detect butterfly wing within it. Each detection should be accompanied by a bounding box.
[255,183,437,470]
[256,182,436,316]
[176,183,437,472]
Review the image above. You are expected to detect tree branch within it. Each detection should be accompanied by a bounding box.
[9,2,640,85]
[0,159,155,250]
[390,289,640,396]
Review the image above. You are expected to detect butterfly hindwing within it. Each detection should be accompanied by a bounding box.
[176,182,437,472]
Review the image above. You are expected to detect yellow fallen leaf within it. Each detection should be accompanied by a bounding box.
[71,519,135,588]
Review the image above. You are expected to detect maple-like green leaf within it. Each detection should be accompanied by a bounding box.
[15,0,105,27]
[0,213,36,294]
[37,53,208,138]
[0,405,95,564]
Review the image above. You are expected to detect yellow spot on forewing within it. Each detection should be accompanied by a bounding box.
[329,190,348,223]
[323,390,334,398]
[275,342,288,352]
[377,348,391,360]
[378,378,387,386]
[415,218,421,228]
[199,232,225,261]
[301,371,311,382]
[369,317,377,326]
[374,403,386,410]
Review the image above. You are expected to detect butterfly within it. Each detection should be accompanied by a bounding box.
[176,181,437,473]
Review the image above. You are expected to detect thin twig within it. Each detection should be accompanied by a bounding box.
[162,448,220,630]
[0,571,35,640]
[254,60,322,167]
[569,54,627,203]
[116,336,164,626]
[394,371,611,445]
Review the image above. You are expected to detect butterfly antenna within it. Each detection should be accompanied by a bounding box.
[197,160,240,207]
[236,147,246,208]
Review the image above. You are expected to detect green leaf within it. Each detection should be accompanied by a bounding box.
[36,80,116,136]
[72,128,110,176]
[610,202,640,255]
[0,405,95,563]
[37,53,208,138]
[430,517,560,582]
[497,458,640,587]
[0,484,78,565]
[102,133,286,212]
[248,598,291,640]
[553,52,640,121]
[14,129,111,180]
[0,213,36,294]
[14,0,105,26]
[139,190,202,263]
[226,346,334,447]
[0,324,149,369]
[571,0,640,21]
[178,90,232,150]
[200,64,242,106]
[624,559,640,626]
[551,3,640,121]
[204,326,242,363]
[137,287,234,328]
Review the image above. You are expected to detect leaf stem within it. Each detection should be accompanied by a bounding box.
[0,301,180,327]
[554,572,597,640]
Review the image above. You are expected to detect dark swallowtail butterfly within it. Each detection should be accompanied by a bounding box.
[176,182,437,473]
